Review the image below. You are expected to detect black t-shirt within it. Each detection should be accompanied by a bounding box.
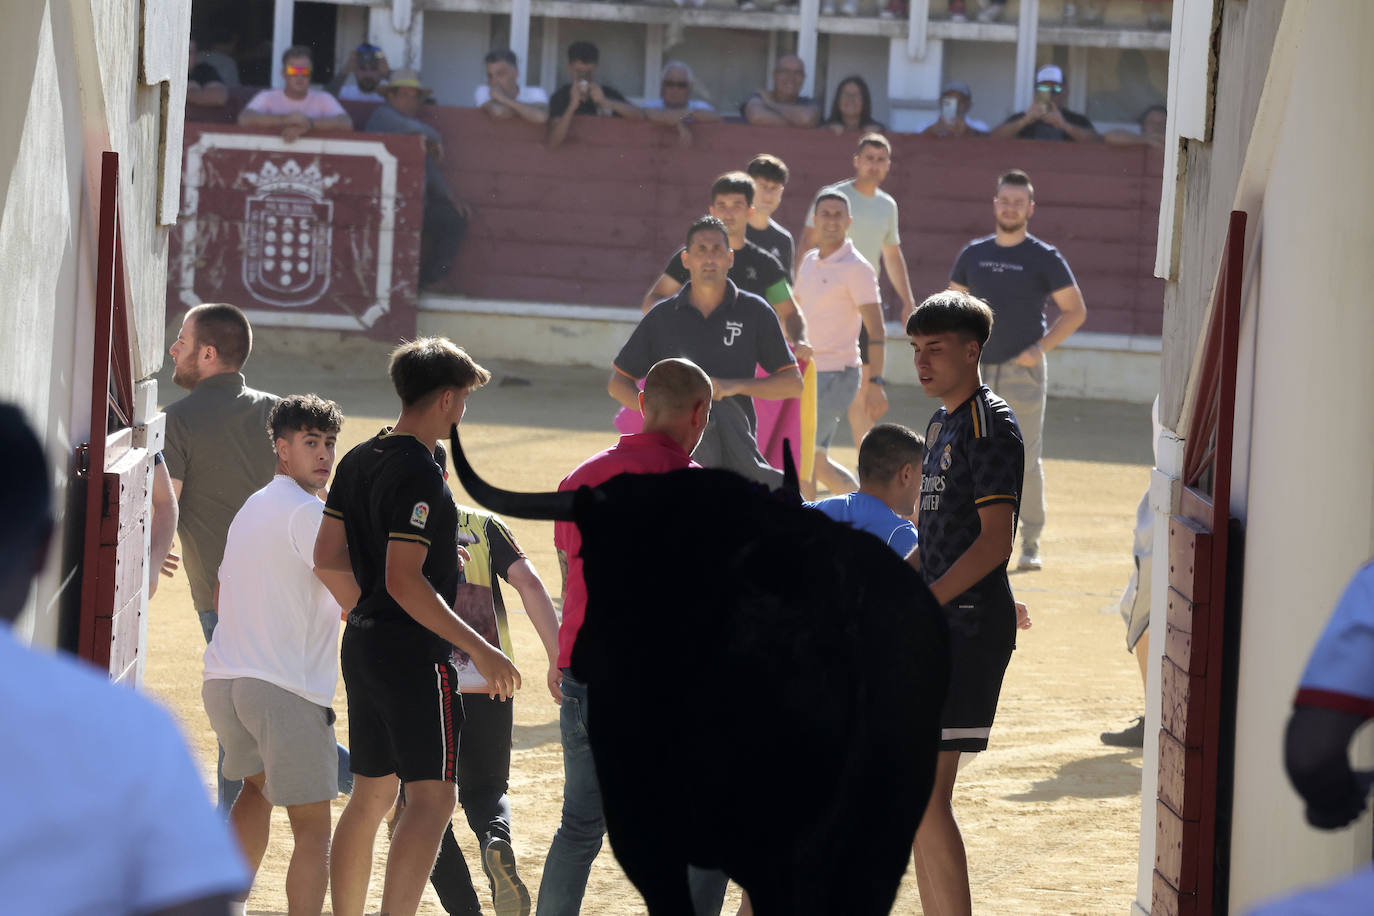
[549,83,630,118]
[188,62,222,85]
[615,280,797,431]
[662,239,791,305]
[746,219,795,275]
[324,429,459,653]
[949,234,1076,365]
[918,387,1024,645]
[1001,107,1096,141]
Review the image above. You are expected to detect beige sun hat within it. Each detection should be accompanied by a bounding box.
[382,68,433,96]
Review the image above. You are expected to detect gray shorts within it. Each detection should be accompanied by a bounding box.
[202,677,339,806]
[815,365,861,451]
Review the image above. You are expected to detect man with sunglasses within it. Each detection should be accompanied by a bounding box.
[240,45,354,142]
[990,65,1099,143]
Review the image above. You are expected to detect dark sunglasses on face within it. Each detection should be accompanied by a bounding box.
[1035,82,1063,94]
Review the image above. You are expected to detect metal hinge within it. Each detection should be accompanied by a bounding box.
[75,443,91,479]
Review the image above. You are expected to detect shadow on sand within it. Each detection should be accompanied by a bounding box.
[1004,749,1143,802]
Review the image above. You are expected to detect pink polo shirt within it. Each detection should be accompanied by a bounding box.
[553,433,699,668]
[793,238,881,372]
[244,88,348,120]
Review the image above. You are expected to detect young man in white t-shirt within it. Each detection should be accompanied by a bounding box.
[203,394,358,915]
[475,48,549,124]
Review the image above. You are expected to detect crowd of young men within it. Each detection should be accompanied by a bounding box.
[126,135,1088,915]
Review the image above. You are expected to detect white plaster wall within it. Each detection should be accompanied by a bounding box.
[0,0,180,651]
[0,1,92,648]
[1227,2,1374,908]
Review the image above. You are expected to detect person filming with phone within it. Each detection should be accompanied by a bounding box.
[991,65,1100,142]
[920,81,990,138]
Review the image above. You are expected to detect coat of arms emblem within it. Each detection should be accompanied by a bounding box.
[240,159,339,306]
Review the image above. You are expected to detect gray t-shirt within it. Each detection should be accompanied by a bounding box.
[805,178,901,275]
[163,373,278,612]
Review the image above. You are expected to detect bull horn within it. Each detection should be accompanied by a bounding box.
[781,438,800,497]
[448,425,576,521]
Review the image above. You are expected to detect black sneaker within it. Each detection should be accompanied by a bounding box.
[1100,716,1145,748]
[483,836,531,916]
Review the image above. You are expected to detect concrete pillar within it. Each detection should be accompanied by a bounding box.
[905,0,930,61]
[368,4,424,71]
[271,0,295,88]
[645,24,664,102]
[886,36,944,133]
[798,0,820,98]
[1012,0,1040,112]
[541,18,561,94]
[510,0,531,83]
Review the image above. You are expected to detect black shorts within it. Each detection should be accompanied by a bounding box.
[341,625,463,783]
[939,630,1015,753]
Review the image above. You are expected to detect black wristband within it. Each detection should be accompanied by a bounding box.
[868,376,886,386]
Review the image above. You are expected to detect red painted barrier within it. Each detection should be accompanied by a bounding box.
[170,124,425,340]
[177,107,1164,338]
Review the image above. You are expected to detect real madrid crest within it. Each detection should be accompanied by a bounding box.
[940,443,953,470]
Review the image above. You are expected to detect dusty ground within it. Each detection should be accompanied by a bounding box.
[146,338,1153,915]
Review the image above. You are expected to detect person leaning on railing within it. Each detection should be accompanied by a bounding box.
[237,45,353,142]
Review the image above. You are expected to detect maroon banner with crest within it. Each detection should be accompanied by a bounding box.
[170,126,425,339]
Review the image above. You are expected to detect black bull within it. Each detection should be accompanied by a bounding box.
[450,428,950,915]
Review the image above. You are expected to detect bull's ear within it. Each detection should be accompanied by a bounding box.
[781,438,800,497]
[448,424,576,521]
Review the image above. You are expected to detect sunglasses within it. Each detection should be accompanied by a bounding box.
[662,79,689,88]
[1034,82,1063,94]
[285,65,312,76]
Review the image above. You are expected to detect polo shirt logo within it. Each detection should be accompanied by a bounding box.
[723,321,744,346]
[410,502,430,529]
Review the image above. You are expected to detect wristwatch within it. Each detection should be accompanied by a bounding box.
[868,376,886,386]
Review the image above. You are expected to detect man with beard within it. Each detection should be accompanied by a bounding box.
[947,169,1086,571]
[164,303,279,815]
[330,43,391,102]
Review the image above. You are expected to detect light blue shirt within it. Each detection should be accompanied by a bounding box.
[808,491,918,559]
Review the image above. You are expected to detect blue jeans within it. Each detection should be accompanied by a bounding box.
[536,673,726,915]
[536,673,605,916]
[198,609,353,819]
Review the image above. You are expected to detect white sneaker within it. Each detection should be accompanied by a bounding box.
[1017,547,1042,571]
[841,0,860,14]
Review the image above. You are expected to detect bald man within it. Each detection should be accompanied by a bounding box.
[538,358,712,916]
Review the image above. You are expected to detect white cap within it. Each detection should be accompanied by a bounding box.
[1035,64,1064,84]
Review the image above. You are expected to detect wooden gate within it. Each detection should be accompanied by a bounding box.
[1153,211,1247,915]
[75,151,151,685]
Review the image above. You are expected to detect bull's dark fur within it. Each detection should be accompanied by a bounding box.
[450,431,949,915]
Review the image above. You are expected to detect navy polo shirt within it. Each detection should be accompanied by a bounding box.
[614,279,797,431]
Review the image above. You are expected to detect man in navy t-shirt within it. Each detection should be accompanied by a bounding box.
[948,168,1086,570]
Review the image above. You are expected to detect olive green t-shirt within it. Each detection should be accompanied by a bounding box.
[163,373,278,612]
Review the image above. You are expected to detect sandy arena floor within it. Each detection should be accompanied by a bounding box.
[145,337,1153,915]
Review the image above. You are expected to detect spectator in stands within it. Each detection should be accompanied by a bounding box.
[195,24,241,86]
[187,39,228,108]
[548,41,643,149]
[745,154,794,274]
[365,69,470,290]
[991,65,1100,142]
[823,75,885,135]
[741,55,822,128]
[920,81,990,137]
[476,48,549,124]
[329,43,390,103]
[239,46,353,142]
[642,61,720,145]
[1105,104,1167,148]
